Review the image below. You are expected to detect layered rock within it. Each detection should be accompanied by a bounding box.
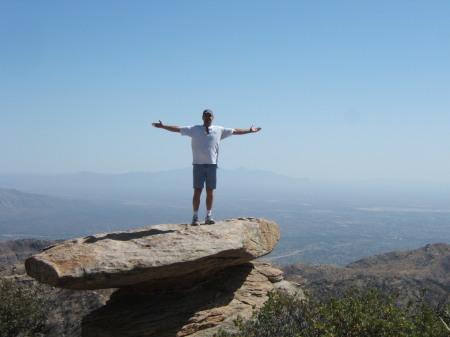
[81,262,303,337]
[25,218,280,289]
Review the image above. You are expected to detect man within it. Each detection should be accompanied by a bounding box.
[152,109,262,225]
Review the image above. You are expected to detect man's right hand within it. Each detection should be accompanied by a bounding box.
[151,121,181,133]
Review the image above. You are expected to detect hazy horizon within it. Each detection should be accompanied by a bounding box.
[1,172,449,265]
[2,166,450,183]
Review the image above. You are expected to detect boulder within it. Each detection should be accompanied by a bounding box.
[25,218,280,290]
[81,262,304,337]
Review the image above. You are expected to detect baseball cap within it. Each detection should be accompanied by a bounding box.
[203,109,214,116]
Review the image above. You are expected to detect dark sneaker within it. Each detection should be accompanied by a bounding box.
[205,215,215,225]
[191,216,200,226]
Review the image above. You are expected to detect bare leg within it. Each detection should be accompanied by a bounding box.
[206,188,214,212]
[193,188,203,212]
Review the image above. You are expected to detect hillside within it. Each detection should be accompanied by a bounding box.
[0,188,183,239]
[0,188,100,237]
[0,188,69,208]
[280,242,450,306]
[0,238,61,268]
[0,239,112,336]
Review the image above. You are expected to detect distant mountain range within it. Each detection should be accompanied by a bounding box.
[1,169,449,202]
[0,187,190,239]
[0,169,312,202]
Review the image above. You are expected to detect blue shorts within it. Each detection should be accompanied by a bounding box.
[193,164,217,189]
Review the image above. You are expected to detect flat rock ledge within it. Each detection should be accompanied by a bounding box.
[25,218,280,290]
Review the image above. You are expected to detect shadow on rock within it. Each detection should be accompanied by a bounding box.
[81,263,254,337]
[83,228,177,244]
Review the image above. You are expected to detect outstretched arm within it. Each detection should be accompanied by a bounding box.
[151,120,181,133]
[232,126,262,135]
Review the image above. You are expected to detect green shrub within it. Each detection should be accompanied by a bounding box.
[407,289,450,337]
[215,287,450,337]
[0,279,47,337]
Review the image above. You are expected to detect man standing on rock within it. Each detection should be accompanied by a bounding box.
[152,109,262,226]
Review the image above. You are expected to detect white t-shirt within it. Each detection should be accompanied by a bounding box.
[180,125,234,164]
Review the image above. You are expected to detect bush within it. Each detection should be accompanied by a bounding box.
[0,279,47,337]
[215,287,450,337]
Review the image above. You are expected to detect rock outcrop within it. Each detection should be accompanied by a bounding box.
[25,218,280,290]
[81,261,302,337]
[24,218,302,336]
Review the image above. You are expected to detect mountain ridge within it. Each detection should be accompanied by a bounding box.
[280,242,450,306]
[2,169,450,201]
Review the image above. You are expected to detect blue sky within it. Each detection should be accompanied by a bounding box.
[1,1,449,181]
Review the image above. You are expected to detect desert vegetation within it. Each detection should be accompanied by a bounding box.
[215,288,450,337]
[0,279,47,337]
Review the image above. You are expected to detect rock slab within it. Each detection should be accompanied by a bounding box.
[25,218,280,290]
[81,262,304,337]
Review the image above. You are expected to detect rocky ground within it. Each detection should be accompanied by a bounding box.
[2,219,301,337]
[1,238,449,336]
